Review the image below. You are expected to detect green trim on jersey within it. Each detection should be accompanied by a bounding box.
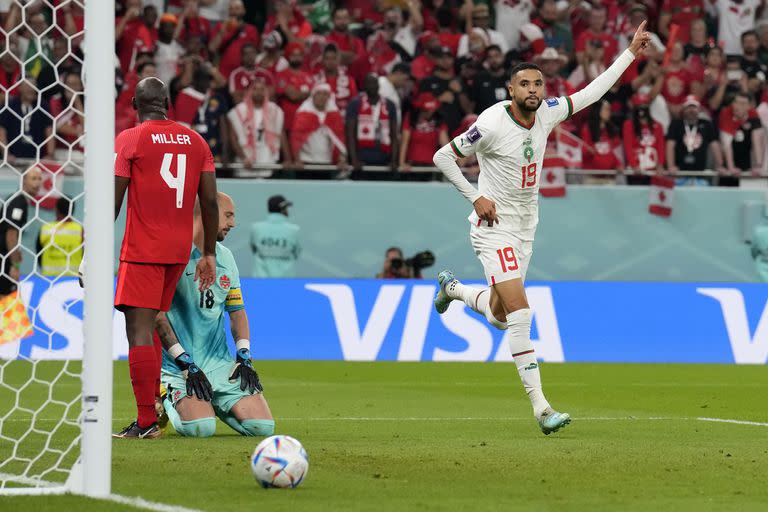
[450,140,465,158]
[505,104,535,130]
[565,96,574,119]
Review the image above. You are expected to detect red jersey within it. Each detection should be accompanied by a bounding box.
[404,117,446,165]
[275,68,315,130]
[622,119,665,170]
[580,124,621,170]
[228,66,274,95]
[661,68,693,106]
[116,18,154,72]
[718,106,761,135]
[326,31,366,58]
[575,30,618,66]
[315,68,358,113]
[660,0,704,44]
[211,22,260,78]
[114,120,215,264]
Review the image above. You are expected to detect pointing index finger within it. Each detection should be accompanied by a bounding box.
[636,20,647,35]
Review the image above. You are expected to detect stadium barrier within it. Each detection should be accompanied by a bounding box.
[2,277,766,365]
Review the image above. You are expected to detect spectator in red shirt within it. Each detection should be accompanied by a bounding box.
[701,45,727,114]
[257,31,289,76]
[263,0,313,44]
[661,42,700,119]
[208,0,260,79]
[116,0,155,72]
[411,33,441,82]
[623,94,665,184]
[434,7,461,56]
[314,44,358,114]
[366,23,401,76]
[116,60,158,134]
[229,43,274,105]
[275,42,315,133]
[580,99,623,179]
[659,0,704,45]
[176,0,213,49]
[0,39,20,101]
[399,92,449,170]
[326,7,367,67]
[575,5,617,68]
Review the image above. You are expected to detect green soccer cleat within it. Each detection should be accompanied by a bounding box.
[538,409,571,435]
[434,270,456,314]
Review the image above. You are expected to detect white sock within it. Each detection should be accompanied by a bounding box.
[506,308,550,418]
[447,281,507,330]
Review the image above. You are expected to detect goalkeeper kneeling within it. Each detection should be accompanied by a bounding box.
[155,193,274,438]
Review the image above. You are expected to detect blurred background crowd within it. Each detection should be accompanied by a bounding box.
[1,0,768,185]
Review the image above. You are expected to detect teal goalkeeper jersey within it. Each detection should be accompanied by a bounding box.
[161,243,244,375]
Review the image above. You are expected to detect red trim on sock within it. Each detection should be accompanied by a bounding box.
[512,349,535,357]
[129,345,160,428]
[491,276,496,285]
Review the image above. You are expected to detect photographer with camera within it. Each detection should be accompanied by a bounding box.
[376,247,435,279]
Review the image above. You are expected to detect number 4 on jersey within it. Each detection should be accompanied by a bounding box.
[160,153,187,208]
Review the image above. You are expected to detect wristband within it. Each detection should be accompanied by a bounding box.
[235,339,250,352]
[168,343,185,359]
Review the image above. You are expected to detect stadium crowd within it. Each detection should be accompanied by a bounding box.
[1,0,768,185]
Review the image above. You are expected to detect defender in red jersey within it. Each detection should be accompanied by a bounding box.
[113,77,219,439]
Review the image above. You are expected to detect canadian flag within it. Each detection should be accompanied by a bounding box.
[541,129,583,197]
[648,175,675,217]
[539,159,567,197]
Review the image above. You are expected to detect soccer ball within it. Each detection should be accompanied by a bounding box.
[251,435,309,489]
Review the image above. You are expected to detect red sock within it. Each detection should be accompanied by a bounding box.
[152,332,163,398]
[129,345,159,428]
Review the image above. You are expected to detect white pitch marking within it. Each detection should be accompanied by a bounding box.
[696,417,768,427]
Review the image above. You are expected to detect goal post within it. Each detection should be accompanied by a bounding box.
[0,0,114,497]
[80,0,115,498]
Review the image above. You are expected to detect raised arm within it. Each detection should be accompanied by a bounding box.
[570,21,650,115]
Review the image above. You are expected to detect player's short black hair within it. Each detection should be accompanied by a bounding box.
[509,62,542,81]
[486,44,502,54]
[323,43,339,54]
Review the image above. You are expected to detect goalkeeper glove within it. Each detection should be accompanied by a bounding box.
[175,352,213,401]
[228,348,263,394]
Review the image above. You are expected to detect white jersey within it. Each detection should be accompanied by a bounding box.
[447,97,573,241]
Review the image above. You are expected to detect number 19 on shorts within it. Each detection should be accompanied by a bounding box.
[496,247,519,273]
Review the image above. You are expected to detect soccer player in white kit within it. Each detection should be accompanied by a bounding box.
[432,23,651,435]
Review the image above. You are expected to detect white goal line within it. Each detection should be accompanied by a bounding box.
[3,416,767,426]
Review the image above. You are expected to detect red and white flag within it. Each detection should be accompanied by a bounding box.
[539,159,567,197]
[541,129,584,197]
[648,175,675,217]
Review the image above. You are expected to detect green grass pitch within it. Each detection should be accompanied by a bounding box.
[1,361,767,511]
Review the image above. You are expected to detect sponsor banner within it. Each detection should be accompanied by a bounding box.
[1,277,766,364]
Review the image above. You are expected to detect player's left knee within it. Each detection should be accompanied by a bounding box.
[177,417,216,437]
[240,419,275,437]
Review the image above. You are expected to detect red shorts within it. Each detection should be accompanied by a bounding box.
[114,261,186,312]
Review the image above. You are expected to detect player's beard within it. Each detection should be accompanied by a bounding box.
[517,95,542,112]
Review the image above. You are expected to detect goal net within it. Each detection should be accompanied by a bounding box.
[0,0,113,496]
